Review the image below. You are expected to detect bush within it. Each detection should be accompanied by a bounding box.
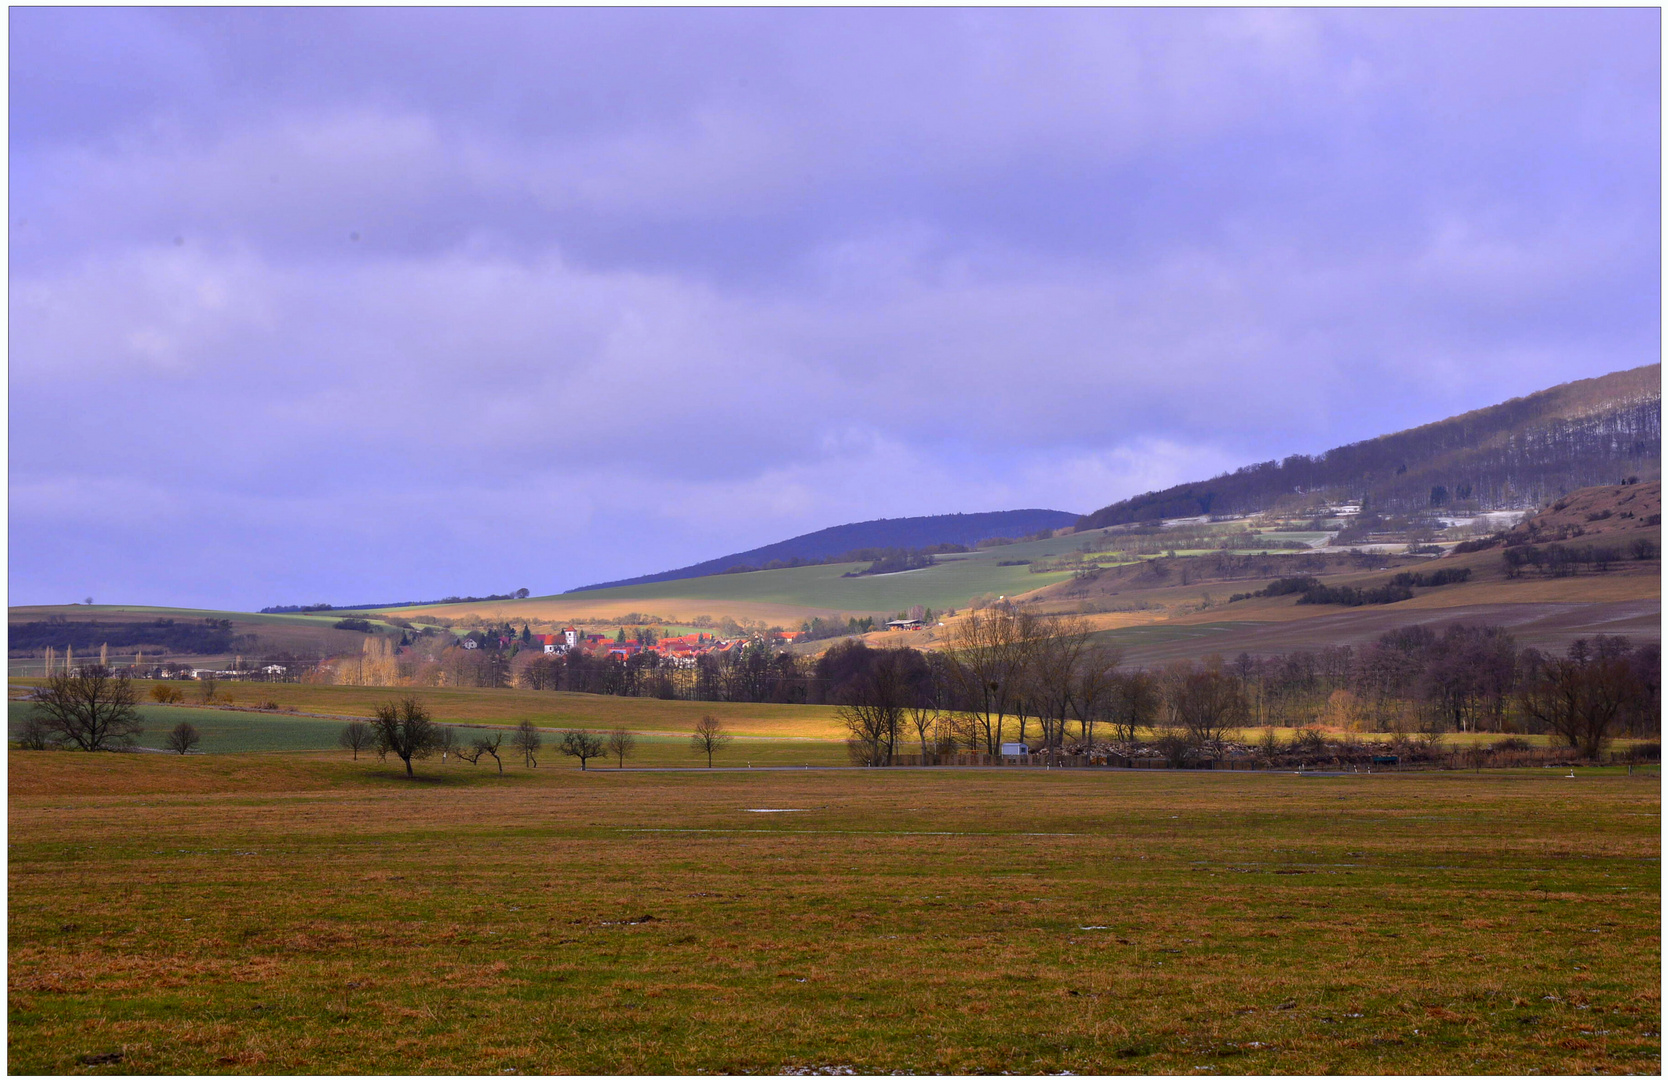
[1452,534,1504,554]
[149,684,184,704]
[15,714,53,750]
[1491,736,1533,752]
[1296,582,1414,606]
[164,722,200,755]
[1151,728,1193,768]
[1263,576,1322,597]
[1290,728,1327,757]
[1390,567,1471,588]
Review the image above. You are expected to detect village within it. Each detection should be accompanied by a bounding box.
[519,626,800,666]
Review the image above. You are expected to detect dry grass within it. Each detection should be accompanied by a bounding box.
[9,751,1658,1075]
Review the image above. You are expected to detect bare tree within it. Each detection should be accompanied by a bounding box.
[1025,617,1095,755]
[370,697,439,777]
[943,607,1036,753]
[837,650,914,766]
[1172,669,1248,758]
[29,670,144,751]
[197,674,218,704]
[690,714,732,767]
[1107,669,1160,743]
[454,738,485,766]
[1066,645,1123,750]
[339,720,375,760]
[471,730,506,774]
[165,721,201,755]
[512,719,543,767]
[905,659,945,757]
[1518,646,1634,758]
[606,727,637,768]
[559,729,605,770]
[15,714,53,750]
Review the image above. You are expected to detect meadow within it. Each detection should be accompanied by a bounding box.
[385,541,1087,624]
[7,689,855,766]
[93,682,852,740]
[8,751,1658,1075]
[6,703,349,756]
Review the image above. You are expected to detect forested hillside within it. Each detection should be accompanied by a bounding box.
[572,508,1078,592]
[1079,365,1660,528]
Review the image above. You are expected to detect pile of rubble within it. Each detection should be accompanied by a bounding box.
[1053,734,1442,768]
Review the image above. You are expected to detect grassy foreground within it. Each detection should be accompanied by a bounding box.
[8,752,1659,1075]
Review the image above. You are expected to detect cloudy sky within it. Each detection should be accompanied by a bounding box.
[10,8,1659,610]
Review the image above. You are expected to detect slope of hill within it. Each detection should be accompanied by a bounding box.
[571,508,1078,592]
[1024,480,1660,666]
[1079,365,1661,529]
[386,531,1105,625]
[1502,480,1661,544]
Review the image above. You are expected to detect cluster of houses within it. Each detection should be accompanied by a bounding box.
[531,627,804,665]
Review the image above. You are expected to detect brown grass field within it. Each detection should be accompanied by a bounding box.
[8,751,1659,1075]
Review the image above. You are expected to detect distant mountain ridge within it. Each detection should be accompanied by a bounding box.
[1079,365,1661,530]
[570,509,1080,592]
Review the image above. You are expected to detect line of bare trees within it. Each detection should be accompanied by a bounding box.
[827,607,1660,765]
[831,608,1161,765]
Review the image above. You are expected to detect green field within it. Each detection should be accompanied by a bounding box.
[6,702,852,767]
[527,555,1074,615]
[437,523,1339,621]
[7,703,348,755]
[8,752,1659,1074]
[10,680,850,739]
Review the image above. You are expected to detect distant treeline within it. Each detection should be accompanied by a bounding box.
[517,617,1658,761]
[10,618,254,656]
[261,588,531,614]
[1078,365,1660,527]
[718,543,964,576]
[1231,568,1471,607]
[1502,539,1660,577]
[841,548,939,577]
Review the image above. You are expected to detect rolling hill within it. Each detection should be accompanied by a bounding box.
[571,508,1078,591]
[1079,364,1661,529]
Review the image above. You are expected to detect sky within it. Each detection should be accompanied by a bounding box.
[9,8,1660,610]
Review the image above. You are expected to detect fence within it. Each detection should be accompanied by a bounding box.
[886,752,1275,769]
[879,749,1648,771]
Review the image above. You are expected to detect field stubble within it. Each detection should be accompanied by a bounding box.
[7,753,1659,1075]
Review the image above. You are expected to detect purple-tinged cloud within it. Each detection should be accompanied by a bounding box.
[9,8,1659,609]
